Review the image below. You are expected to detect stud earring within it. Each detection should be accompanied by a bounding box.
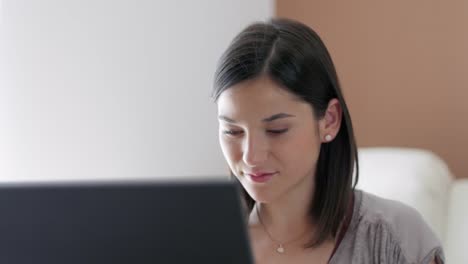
[325,134,332,142]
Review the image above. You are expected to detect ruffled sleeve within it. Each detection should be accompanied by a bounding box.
[357,219,445,263]
[353,191,445,263]
[329,191,445,264]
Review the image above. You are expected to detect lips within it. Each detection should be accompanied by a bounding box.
[245,171,277,183]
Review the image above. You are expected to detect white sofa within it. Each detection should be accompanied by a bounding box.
[357,147,468,264]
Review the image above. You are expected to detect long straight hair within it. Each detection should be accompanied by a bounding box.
[212,18,359,247]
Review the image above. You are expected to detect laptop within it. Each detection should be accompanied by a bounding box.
[0,180,254,264]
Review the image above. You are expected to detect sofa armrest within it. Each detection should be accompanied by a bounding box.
[445,180,468,264]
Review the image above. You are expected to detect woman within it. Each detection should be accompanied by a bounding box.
[212,18,444,263]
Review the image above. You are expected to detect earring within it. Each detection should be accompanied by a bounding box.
[325,134,332,142]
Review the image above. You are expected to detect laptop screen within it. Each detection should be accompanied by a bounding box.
[0,180,254,264]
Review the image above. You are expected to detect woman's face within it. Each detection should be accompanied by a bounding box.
[217,76,325,203]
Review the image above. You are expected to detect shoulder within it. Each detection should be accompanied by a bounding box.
[353,190,445,263]
[359,190,429,234]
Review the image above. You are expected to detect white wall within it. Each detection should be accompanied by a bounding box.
[0,0,273,182]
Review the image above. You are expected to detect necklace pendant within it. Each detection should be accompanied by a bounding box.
[277,244,285,254]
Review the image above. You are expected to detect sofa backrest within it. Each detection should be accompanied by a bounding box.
[356,147,453,245]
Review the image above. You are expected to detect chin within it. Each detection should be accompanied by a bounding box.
[242,185,275,204]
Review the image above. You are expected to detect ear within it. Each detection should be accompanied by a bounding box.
[318,98,342,143]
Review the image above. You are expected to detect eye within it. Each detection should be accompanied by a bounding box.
[222,130,243,136]
[267,128,289,134]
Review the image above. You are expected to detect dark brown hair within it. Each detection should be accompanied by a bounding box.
[212,18,359,247]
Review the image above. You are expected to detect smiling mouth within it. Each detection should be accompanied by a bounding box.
[245,172,277,183]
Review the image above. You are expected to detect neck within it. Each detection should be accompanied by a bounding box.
[249,172,316,242]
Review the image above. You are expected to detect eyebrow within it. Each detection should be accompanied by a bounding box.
[218,113,295,123]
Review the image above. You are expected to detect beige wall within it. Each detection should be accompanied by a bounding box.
[277,0,468,179]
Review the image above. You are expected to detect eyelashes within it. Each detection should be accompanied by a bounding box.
[267,128,289,134]
[222,128,289,136]
[223,130,242,136]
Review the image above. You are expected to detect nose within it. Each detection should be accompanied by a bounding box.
[242,133,268,167]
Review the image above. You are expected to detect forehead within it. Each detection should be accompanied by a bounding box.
[217,76,312,120]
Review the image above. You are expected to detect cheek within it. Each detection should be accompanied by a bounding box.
[277,129,321,172]
[219,136,242,165]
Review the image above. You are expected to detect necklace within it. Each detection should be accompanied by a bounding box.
[255,204,309,254]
